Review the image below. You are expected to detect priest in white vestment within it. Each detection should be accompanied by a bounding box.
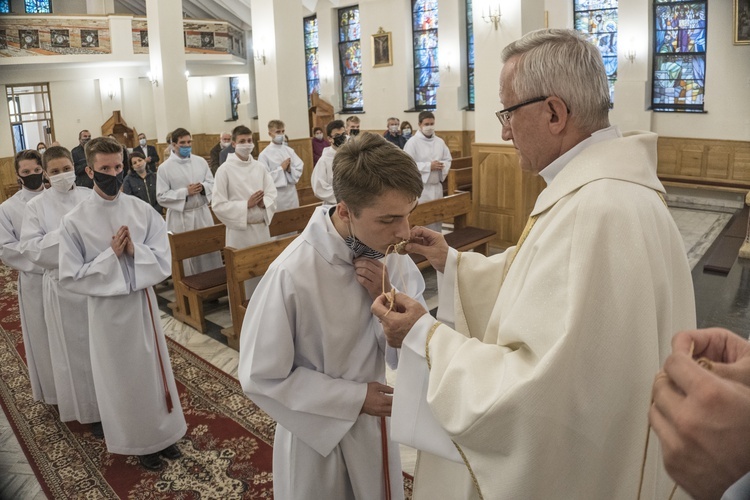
[239,134,426,499]
[258,119,304,211]
[156,127,222,276]
[403,111,451,233]
[372,30,696,500]
[310,119,346,205]
[58,138,186,470]
[0,150,56,404]
[20,146,99,425]
[212,126,277,297]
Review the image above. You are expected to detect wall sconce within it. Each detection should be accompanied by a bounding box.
[147,71,158,87]
[205,87,214,99]
[107,89,114,100]
[184,70,190,80]
[482,3,502,30]
[626,48,636,63]
[254,47,266,65]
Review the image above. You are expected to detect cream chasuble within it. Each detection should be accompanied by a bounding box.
[395,131,696,499]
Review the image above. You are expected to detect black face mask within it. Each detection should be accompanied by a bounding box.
[349,129,360,137]
[20,172,44,191]
[93,170,124,197]
[332,134,347,148]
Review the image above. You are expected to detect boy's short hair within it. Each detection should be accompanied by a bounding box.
[326,119,346,137]
[345,116,360,125]
[14,149,42,173]
[42,146,73,170]
[418,111,435,123]
[85,137,123,168]
[332,133,423,215]
[129,150,146,162]
[232,125,253,142]
[267,120,285,131]
[171,128,191,144]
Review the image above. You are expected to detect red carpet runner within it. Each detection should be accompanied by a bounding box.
[0,264,413,498]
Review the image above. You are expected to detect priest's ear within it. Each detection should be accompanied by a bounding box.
[85,165,94,179]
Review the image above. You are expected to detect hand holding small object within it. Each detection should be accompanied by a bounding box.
[371,293,427,348]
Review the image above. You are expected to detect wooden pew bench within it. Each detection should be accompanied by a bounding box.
[443,156,472,196]
[408,191,495,270]
[167,224,227,333]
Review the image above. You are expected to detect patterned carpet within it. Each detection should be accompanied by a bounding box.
[0,263,413,498]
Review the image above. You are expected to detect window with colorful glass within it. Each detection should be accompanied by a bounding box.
[412,0,439,110]
[573,0,617,105]
[25,0,51,13]
[652,0,706,112]
[304,15,320,108]
[0,0,10,14]
[466,0,474,110]
[338,6,363,112]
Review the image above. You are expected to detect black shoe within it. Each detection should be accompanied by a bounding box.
[90,422,104,439]
[160,444,182,460]
[138,453,165,471]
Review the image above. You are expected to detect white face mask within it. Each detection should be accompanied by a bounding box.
[314,133,324,140]
[220,141,231,149]
[235,142,255,158]
[272,134,284,145]
[388,125,399,134]
[139,138,147,147]
[403,128,411,136]
[421,125,435,136]
[49,170,76,193]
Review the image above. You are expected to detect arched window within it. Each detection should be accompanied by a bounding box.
[303,15,320,108]
[412,0,439,110]
[25,0,51,13]
[338,6,363,112]
[574,0,618,105]
[652,0,707,112]
[466,0,475,110]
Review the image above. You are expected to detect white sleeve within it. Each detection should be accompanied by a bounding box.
[156,164,188,212]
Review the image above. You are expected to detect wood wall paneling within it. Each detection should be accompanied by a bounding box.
[657,137,750,188]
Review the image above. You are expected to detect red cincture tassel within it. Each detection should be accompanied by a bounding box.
[381,416,391,500]
[146,289,174,413]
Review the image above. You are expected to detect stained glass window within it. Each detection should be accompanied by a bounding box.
[466,0,474,110]
[652,0,706,112]
[24,0,51,13]
[412,0,439,110]
[338,6,363,112]
[0,1,10,14]
[574,0,617,105]
[304,15,320,108]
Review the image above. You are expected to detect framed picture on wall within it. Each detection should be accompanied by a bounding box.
[371,28,392,68]
[736,0,750,44]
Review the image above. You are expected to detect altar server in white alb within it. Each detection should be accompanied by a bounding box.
[156,127,221,275]
[373,30,696,500]
[310,119,346,205]
[403,110,451,232]
[212,124,277,296]
[19,146,101,432]
[240,134,427,499]
[58,137,186,471]
[258,119,304,211]
[0,150,56,405]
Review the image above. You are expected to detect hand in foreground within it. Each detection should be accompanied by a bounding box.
[372,292,427,348]
[123,226,135,257]
[360,382,393,417]
[354,257,388,301]
[671,328,750,387]
[187,182,203,195]
[247,190,265,208]
[650,353,750,500]
[430,160,444,170]
[406,226,450,273]
[111,225,129,257]
[281,158,291,171]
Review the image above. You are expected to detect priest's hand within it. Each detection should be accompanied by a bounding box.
[650,353,750,500]
[671,328,750,387]
[406,226,449,273]
[360,382,393,417]
[247,190,265,208]
[354,257,388,301]
[372,292,427,348]
[111,226,129,257]
[281,158,291,172]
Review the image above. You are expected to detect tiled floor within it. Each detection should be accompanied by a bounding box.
[0,196,740,498]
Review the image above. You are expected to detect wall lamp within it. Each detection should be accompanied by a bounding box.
[185,70,190,80]
[254,47,266,65]
[147,71,158,87]
[626,48,636,63]
[482,3,502,30]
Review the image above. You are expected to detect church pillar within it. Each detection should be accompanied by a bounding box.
[249,0,309,140]
[145,0,191,142]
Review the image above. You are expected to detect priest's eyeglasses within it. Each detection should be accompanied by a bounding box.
[495,96,548,127]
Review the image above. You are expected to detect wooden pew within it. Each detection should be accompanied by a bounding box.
[223,236,298,349]
[168,224,227,333]
[269,202,322,237]
[297,186,320,206]
[444,156,472,196]
[408,191,496,270]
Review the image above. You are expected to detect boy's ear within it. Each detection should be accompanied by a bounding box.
[336,202,352,224]
[85,166,94,179]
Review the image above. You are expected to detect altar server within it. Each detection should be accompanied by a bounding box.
[310,120,346,205]
[20,146,100,430]
[240,133,426,499]
[258,120,304,211]
[212,125,277,295]
[59,137,186,471]
[156,127,221,275]
[403,111,451,232]
[0,150,56,404]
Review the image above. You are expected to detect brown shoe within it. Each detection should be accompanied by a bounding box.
[138,452,164,470]
[160,444,182,460]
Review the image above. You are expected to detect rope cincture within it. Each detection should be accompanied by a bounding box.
[145,289,173,413]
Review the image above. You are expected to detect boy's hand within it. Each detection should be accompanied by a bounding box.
[360,382,393,417]
[281,158,291,172]
[111,226,128,257]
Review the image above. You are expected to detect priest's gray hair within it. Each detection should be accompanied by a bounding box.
[332,133,423,216]
[501,29,610,133]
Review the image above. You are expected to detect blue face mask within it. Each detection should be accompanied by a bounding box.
[179,146,192,158]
